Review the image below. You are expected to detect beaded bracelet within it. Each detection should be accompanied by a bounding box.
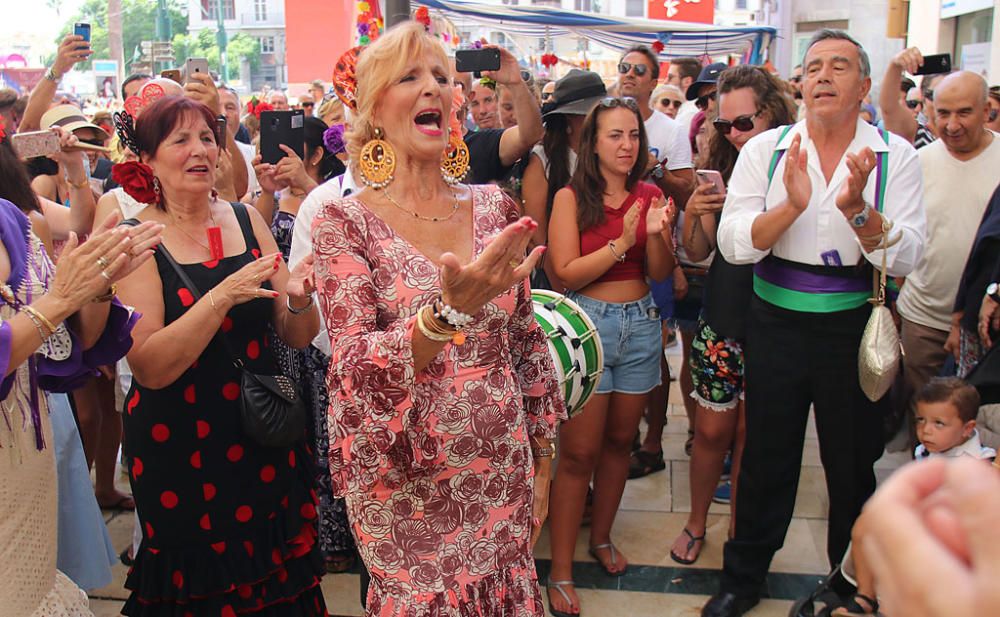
[436,298,474,329]
[417,305,462,344]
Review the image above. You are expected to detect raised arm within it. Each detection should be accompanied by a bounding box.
[880,48,923,145]
[19,35,91,132]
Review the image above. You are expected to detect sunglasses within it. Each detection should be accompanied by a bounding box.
[905,99,922,109]
[659,98,683,110]
[541,92,554,102]
[520,69,534,84]
[302,102,315,108]
[617,62,649,77]
[599,96,640,111]
[695,91,717,111]
[713,111,760,135]
[78,137,105,146]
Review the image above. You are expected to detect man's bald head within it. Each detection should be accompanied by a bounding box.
[931,71,991,157]
[934,71,988,106]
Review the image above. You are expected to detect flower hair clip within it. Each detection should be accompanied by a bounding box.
[111,161,159,205]
[323,124,346,155]
[0,118,7,143]
[333,46,361,112]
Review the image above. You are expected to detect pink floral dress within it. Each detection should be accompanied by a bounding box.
[313,185,566,616]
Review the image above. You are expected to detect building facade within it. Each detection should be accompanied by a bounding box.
[186,0,287,90]
[907,0,997,83]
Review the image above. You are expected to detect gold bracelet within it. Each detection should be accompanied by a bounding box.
[67,177,90,189]
[92,284,117,303]
[23,310,51,341]
[22,305,56,338]
[416,306,454,342]
[208,289,218,311]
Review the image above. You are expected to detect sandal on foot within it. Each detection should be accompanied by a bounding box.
[628,449,666,479]
[546,579,579,617]
[589,543,627,576]
[669,528,705,565]
[831,593,879,617]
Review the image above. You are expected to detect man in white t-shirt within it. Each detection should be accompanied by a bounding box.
[616,45,694,208]
[667,57,702,132]
[896,71,1000,439]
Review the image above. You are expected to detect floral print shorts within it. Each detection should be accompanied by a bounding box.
[689,318,744,411]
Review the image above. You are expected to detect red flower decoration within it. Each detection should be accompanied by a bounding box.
[541,53,559,68]
[0,118,6,143]
[652,40,664,54]
[112,161,158,205]
[414,6,431,27]
[251,102,274,119]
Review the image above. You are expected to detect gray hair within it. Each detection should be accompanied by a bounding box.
[805,29,871,79]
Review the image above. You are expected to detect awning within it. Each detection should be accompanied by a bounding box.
[414,0,775,63]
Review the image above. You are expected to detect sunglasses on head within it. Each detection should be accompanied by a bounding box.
[659,98,683,110]
[713,111,760,135]
[695,91,716,111]
[905,99,922,109]
[599,96,640,111]
[617,62,649,77]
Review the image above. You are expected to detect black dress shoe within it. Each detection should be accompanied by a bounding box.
[701,592,760,617]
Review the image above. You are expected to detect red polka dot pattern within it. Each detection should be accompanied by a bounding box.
[183,385,196,404]
[172,570,184,588]
[251,248,261,258]
[226,444,244,462]
[222,382,240,401]
[271,548,282,565]
[190,451,202,469]
[211,541,226,554]
[235,505,253,522]
[259,465,275,483]
[247,340,260,359]
[243,540,254,557]
[237,585,252,599]
[221,317,233,332]
[144,522,154,538]
[160,491,179,509]
[177,288,195,307]
[300,502,317,520]
[202,483,216,501]
[127,390,140,414]
[196,420,210,438]
[132,457,143,479]
[151,424,170,442]
[199,513,212,530]
[222,605,236,617]
[288,450,296,468]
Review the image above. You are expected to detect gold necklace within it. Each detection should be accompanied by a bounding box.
[382,187,460,223]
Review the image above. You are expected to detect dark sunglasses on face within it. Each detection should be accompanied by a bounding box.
[713,111,760,135]
[302,102,314,108]
[905,99,922,109]
[600,96,640,111]
[617,62,648,77]
[695,91,716,111]
[659,98,683,110]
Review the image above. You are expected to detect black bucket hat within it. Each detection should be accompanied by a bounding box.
[541,69,607,119]
[686,62,727,101]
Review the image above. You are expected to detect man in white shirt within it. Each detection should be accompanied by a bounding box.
[703,30,926,617]
[895,72,1000,441]
[616,45,694,207]
[667,56,702,131]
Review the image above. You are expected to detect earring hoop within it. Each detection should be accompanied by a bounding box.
[440,130,470,185]
[358,127,396,189]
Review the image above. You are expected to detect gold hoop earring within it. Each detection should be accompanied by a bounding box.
[440,131,470,185]
[359,127,396,189]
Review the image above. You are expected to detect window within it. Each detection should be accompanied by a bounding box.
[625,0,644,17]
[260,36,275,54]
[574,0,592,11]
[735,0,747,9]
[201,0,235,20]
[491,32,508,47]
[254,0,267,21]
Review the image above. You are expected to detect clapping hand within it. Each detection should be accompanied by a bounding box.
[837,147,877,216]
[783,133,812,212]
[645,195,673,236]
[286,253,315,301]
[616,203,641,251]
[439,216,545,317]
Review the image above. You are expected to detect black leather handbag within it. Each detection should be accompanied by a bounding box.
[157,242,307,448]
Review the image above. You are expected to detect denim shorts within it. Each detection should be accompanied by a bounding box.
[567,291,662,395]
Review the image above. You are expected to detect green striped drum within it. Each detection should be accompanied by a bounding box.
[532,289,604,419]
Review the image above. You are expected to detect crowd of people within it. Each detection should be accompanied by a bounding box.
[2,17,1000,617]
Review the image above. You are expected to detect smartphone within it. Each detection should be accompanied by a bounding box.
[74,22,91,43]
[914,53,951,76]
[260,110,305,165]
[10,131,61,159]
[160,69,182,84]
[455,48,501,76]
[185,58,211,84]
[215,115,228,144]
[695,169,726,195]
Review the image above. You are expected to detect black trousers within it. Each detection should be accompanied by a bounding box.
[721,296,886,597]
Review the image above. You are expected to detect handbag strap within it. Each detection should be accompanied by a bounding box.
[123,217,245,369]
[870,129,894,306]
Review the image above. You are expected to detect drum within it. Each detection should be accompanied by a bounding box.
[532,290,604,419]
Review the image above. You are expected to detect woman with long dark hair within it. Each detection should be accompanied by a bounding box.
[521,69,606,291]
[545,96,675,617]
[669,65,796,565]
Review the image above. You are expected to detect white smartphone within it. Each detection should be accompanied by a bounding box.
[696,169,726,195]
[10,130,61,159]
[184,58,210,84]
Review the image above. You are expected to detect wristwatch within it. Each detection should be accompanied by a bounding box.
[45,68,62,83]
[650,162,665,179]
[848,202,872,228]
[987,282,1000,303]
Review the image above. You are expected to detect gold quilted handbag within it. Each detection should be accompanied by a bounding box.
[859,219,901,402]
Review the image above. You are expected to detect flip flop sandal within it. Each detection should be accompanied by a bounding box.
[589,543,627,576]
[669,528,706,565]
[830,593,879,617]
[546,579,580,617]
[628,449,666,479]
[99,494,136,511]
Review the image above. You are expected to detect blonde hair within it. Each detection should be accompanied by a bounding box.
[317,97,344,126]
[652,83,683,103]
[346,21,451,163]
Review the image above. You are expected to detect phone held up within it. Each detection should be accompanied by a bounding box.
[455,48,501,78]
[260,110,305,166]
[160,69,182,84]
[10,131,62,160]
[914,54,951,76]
[184,58,210,84]
[695,169,726,195]
[73,22,91,43]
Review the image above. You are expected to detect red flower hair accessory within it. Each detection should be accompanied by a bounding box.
[112,161,159,205]
[652,40,665,54]
[414,6,431,29]
[541,54,559,68]
[333,46,362,112]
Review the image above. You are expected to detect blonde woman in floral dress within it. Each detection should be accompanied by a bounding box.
[312,22,565,616]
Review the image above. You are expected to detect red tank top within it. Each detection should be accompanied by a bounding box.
[579,182,663,284]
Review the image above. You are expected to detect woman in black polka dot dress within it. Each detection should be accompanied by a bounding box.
[115,96,327,616]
